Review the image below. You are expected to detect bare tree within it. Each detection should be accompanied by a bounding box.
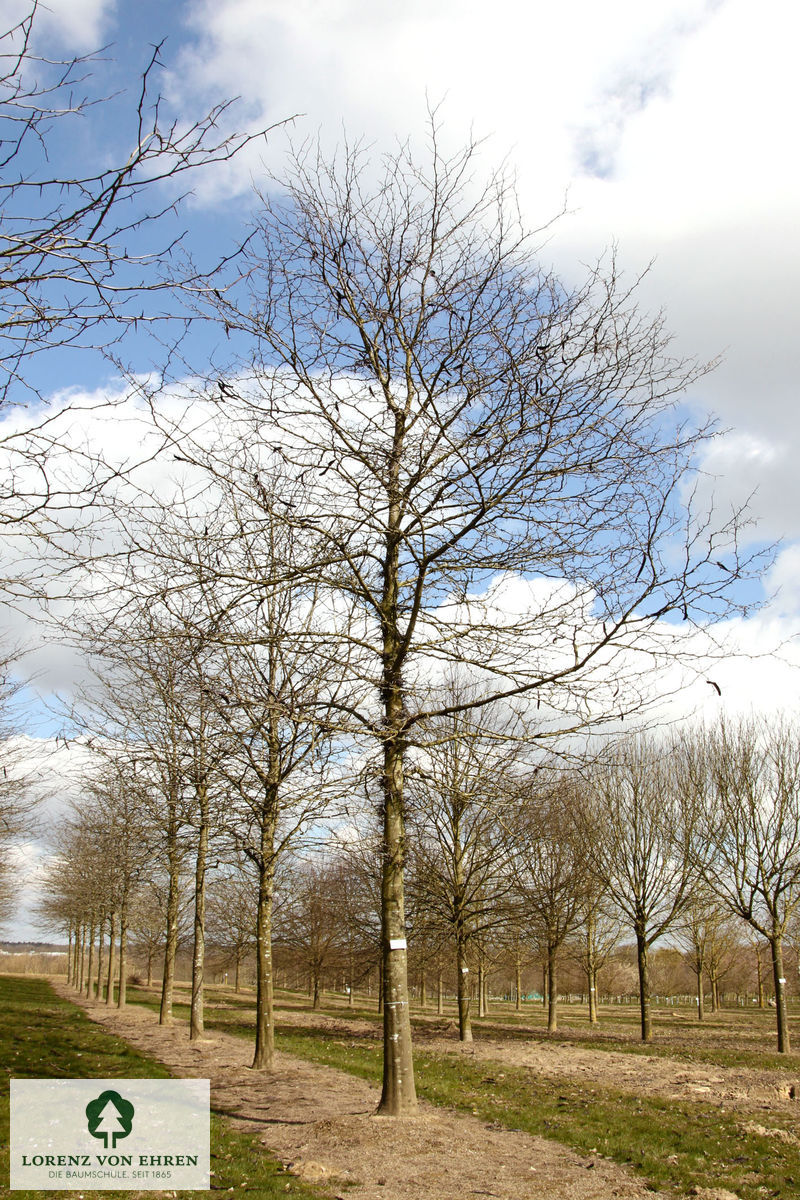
[155,124,758,1111]
[512,777,586,1033]
[693,716,800,1052]
[407,699,521,1042]
[206,872,257,992]
[334,831,384,1007]
[214,620,341,1069]
[677,887,714,1021]
[582,736,698,1042]
[569,884,622,1023]
[274,858,348,1008]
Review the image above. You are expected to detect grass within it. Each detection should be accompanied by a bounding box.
[0,976,332,1199]
[124,985,800,1200]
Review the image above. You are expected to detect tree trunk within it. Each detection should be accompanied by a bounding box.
[437,970,443,1015]
[547,944,558,1034]
[71,924,78,987]
[477,958,486,1018]
[756,946,765,1008]
[375,439,418,1118]
[515,954,522,1013]
[586,913,598,1024]
[709,969,718,1013]
[106,912,117,1006]
[159,819,181,1025]
[234,957,241,993]
[117,902,128,1010]
[252,850,276,1069]
[456,934,472,1042]
[85,918,95,999]
[376,729,417,1115]
[636,931,651,1043]
[588,964,598,1024]
[190,784,209,1041]
[419,971,427,1011]
[541,961,547,1008]
[312,970,321,1010]
[696,964,705,1021]
[78,924,86,992]
[66,925,73,983]
[96,921,105,1002]
[771,934,790,1053]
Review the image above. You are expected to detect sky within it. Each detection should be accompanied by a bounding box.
[2,0,799,938]
[21,0,796,566]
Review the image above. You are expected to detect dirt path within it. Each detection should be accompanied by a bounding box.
[59,986,671,1200]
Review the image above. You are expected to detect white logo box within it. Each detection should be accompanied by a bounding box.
[10,1079,210,1191]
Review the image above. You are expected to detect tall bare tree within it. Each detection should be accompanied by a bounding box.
[156,125,758,1111]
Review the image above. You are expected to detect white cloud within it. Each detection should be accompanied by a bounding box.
[6,0,118,52]
[165,0,800,557]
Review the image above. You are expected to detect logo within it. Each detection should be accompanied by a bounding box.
[85,1090,135,1150]
[11,1078,210,1190]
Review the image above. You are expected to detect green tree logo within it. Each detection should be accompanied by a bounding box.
[85,1090,135,1149]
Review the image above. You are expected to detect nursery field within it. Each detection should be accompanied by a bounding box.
[7,973,800,1198]
[15,974,800,1200]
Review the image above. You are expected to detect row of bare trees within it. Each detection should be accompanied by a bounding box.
[40,708,800,1065]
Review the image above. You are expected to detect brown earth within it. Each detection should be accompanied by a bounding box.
[58,984,672,1200]
[218,1002,800,1114]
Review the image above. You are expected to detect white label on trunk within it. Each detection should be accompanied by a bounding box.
[779,977,787,984]
[388,938,407,951]
[461,966,469,974]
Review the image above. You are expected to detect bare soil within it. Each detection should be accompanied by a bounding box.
[236,1003,800,1114]
[59,985,671,1200]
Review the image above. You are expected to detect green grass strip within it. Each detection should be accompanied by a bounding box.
[0,976,331,1199]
